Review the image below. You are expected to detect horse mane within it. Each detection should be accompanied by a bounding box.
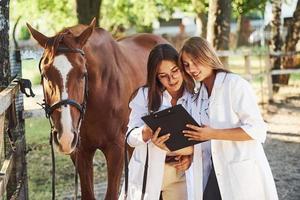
[43,28,76,64]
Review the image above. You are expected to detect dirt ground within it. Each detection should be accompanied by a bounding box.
[262,86,300,200]
[24,84,300,199]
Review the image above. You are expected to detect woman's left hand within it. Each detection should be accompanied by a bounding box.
[170,155,193,171]
[182,124,216,141]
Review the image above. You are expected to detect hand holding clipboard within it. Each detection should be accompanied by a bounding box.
[141,104,205,151]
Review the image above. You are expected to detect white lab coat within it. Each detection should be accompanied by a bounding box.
[119,87,194,200]
[186,72,278,200]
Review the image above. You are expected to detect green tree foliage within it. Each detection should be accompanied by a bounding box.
[232,0,267,18]
[101,0,163,33]
[101,0,195,33]
[18,25,31,40]
[232,0,267,47]
[191,0,209,14]
[11,0,76,34]
[12,0,267,36]
[101,0,157,32]
[12,0,188,34]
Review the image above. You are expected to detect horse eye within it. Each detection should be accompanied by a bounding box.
[42,74,48,81]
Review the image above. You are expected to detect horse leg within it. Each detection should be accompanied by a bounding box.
[71,147,96,200]
[103,142,124,200]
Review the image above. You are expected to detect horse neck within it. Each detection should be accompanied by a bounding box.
[85,31,126,101]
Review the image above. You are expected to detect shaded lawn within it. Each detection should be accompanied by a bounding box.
[25,118,107,199]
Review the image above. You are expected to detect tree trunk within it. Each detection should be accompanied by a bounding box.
[76,0,102,26]
[284,0,300,56]
[281,0,300,84]
[207,0,232,68]
[236,15,251,47]
[196,12,207,38]
[0,0,10,91]
[269,0,282,92]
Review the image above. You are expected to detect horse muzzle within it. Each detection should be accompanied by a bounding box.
[52,128,79,155]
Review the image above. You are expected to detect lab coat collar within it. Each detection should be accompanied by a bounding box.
[162,88,189,107]
[193,72,227,104]
[193,72,227,94]
[214,72,227,89]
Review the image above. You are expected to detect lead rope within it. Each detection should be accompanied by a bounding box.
[124,127,149,200]
[39,69,56,200]
[48,119,56,200]
[74,74,87,200]
[74,115,82,200]
[74,149,78,200]
[124,127,137,200]
[50,136,55,200]
[141,144,149,200]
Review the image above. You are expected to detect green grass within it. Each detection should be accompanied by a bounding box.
[25,118,50,144]
[22,60,40,85]
[26,118,72,199]
[228,55,266,74]
[25,118,107,199]
[290,73,300,81]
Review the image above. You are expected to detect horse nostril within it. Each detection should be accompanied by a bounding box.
[56,132,60,142]
[71,128,79,147]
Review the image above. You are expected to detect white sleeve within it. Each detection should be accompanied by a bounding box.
[126,88,149,147]
[232,77,267,143]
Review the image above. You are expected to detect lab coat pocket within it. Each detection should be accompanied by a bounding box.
[229,159,265,200]
[128,157,145,185]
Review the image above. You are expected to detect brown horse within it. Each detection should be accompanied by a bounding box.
[27,19,167,199]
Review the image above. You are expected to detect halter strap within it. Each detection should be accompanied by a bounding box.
[45,99,84,117]
[57,46,85,56]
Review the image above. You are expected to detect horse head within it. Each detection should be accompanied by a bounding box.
[27,19,96,154]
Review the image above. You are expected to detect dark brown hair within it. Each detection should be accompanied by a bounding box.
[145,44,194,112]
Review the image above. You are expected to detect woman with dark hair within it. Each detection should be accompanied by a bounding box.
[180,37,278,200]
[119,44,195,200]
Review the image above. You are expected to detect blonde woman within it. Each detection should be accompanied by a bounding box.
[180,37,278,200]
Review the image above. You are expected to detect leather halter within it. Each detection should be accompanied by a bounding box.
[39,46,88,122]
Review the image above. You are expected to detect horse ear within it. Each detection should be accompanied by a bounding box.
[26,23,48,48]
[76,23,94,47]
[90,17,96,28]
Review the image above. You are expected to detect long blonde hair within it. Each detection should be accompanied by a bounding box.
[179,37,230,73]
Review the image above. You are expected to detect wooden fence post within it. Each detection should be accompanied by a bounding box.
[265,55,274,103]
[244,55,252,81]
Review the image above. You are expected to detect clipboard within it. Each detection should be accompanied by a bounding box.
[141,104,203,151]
